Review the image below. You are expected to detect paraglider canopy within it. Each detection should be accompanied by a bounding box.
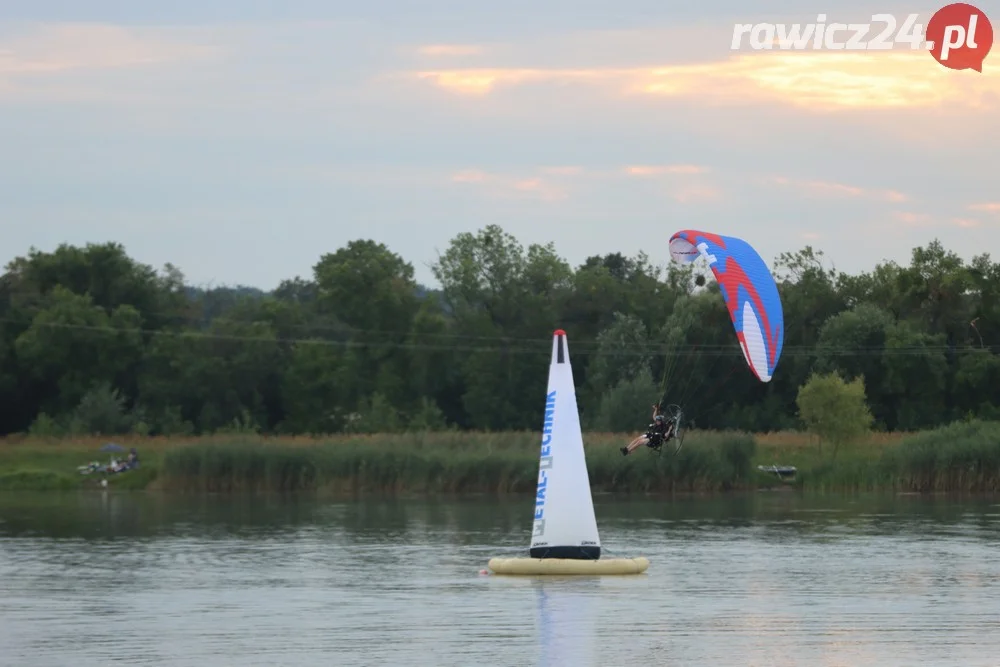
[668,230,784,383]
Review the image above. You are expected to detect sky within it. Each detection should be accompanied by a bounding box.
[1,0,998,289]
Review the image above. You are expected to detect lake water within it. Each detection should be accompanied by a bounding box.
[2,490,1000,666]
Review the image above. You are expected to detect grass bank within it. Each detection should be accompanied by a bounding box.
[1,421,998,494]
[155,430,757,494]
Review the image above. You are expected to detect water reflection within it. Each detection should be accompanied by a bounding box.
[535,577,599,667]
[4,491,1000,665]
[6,491,1000,542]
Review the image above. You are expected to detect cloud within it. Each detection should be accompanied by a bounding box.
[0,22,225,108]
[0,23,218,78]
[671,184,721,203]
[0,20,397,113]
[624,164,708,176]
[892,211,933,226]
[416,44,484,57]
[277,164,449,188]
[450,169,489,183]
[449,168,567,201]
[412,51,1000,111]
[283,161,726,204]
[619,164,719,200]
[443,163,724,203]
[969,202,1000,213]
[413,67,607,96]
[539,166,584,176]
[766,175,907,202]
[951,217,981,228]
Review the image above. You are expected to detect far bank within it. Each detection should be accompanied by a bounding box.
[0,421,997,495]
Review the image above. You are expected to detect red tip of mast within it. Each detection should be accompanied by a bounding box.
[553,329,566,336]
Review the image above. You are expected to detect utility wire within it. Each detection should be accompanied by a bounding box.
[0,318,991,358]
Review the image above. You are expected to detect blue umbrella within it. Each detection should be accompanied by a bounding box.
[100,443,125,453]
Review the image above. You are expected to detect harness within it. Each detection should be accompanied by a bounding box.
[645,405,685,455]
[645,420,672,448]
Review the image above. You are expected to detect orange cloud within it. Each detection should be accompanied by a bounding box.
[414,67,611,96]
[969,202,1000,213]
[512,178,565,199]
[413,51,1000,111]
[617,164,720,201]
[767,175,907,202]
[883,190,908,203]
[449,169,567,201]
[450,169,489,183]
[952,217,981,228]
[0,23,216,78]
[416,44,484,57]
[671,184,721,203]
[892,211,932,226]
[802,180,865,197]
[624,164,708,176]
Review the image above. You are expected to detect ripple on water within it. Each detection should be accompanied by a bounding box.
[3,494,1000,666]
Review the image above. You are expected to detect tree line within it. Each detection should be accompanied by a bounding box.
[1,224,998,438]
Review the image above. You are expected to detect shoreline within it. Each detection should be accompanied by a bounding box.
[0,421,1000,496]
[2,420,997,494]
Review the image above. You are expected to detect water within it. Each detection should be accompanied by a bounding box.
[2,491,1000,666]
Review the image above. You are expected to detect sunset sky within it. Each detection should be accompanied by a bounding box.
[1,0,997,288]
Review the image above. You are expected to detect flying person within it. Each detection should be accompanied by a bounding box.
[620,404,676,456]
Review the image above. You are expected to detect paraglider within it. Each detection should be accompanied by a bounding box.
[620,403,678,457]
[668,229,784,383]
[622,229,784,456]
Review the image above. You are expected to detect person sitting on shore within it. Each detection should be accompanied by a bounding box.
[620,404,675,456]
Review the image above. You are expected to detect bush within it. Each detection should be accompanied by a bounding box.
[796,371,874,458]
[883,419,1000,492]
[28,413,64,438]
[68,382,135,436]
[592,368,660,432]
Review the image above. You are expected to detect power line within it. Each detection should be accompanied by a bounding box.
[0,318,991,358]
[4,282,995,350]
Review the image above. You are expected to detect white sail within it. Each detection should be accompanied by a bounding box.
[529,329,601,559]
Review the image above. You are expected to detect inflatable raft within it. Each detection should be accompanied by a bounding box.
[487,556,650,576]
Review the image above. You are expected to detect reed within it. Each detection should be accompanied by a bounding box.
[156,430,757,494]
[882,420,1000,493]
[3,423,999,494]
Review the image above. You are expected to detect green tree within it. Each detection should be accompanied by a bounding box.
[314,240,419,333]
[405,295,462,425]
[813,303,894,428]
[4,242,187,330]
[279,343,349,434]
[313,240,420,408]
[591,368,660,432]
[1,230,1000,437]
[135,319,282,433]
[68,382,136,436]
[881,323,949,429]
[14,286,144,419]
[796,371,874,458]
[585,312,651,398]
[431,225,571,430]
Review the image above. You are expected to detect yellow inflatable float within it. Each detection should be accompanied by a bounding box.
[487,556,650,576]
